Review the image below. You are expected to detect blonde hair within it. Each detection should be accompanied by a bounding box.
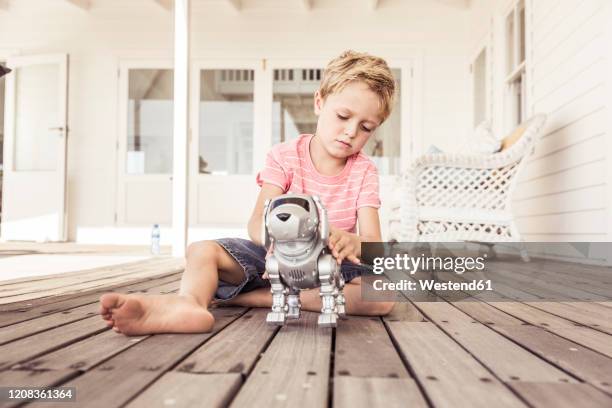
[319,50,396,122]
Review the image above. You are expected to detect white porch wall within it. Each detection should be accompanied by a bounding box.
[0,0,471,243]
[467,0,611,243]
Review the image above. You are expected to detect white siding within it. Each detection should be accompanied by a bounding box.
[468,0,611,245]
[516,0,608,241]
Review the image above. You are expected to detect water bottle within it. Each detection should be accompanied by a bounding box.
[151,224,161,255]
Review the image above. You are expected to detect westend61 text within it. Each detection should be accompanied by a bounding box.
[372,254,486,275]
[372,279,493,292]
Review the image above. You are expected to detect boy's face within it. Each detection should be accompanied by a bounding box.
[313,81,383,159]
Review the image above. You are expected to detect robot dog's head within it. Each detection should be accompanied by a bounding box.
[266,195,318,246]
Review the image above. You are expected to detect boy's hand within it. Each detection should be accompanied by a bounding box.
[328,226,361,265]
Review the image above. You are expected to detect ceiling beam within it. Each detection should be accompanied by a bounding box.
[65,0,91,10]
[226,0,241,11]
[302,0,313,11]
[154,0,173,11]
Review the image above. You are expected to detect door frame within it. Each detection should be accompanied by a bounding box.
[1,53,69,242]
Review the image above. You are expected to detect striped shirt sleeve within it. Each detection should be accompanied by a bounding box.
[256,146,290,191]
[356,162,381,209]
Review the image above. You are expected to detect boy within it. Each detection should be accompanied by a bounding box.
[100,50,397,335]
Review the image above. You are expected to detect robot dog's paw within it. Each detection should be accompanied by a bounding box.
[266,311,287,326]
[287,307,301,319]
[318,312,338,327]
[336,304,346,318]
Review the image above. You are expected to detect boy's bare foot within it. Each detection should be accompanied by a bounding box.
[99,293,214,336]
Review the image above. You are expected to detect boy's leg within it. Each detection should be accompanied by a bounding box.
[179,240,246,306]
[100,240,245,336]
[226,278,395,316]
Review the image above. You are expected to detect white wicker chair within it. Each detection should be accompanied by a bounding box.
[389,114,547,252]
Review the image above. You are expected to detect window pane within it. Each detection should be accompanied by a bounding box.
[14,64,59,171]
[362,68,402,176]
[199,69,254,175]
[272,68,319,145]
[127,69,173,174]
[473,49,487,127]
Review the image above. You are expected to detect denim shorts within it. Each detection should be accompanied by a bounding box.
[213,237,367,301]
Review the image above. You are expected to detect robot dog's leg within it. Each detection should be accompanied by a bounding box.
[335,272,346,318]
[317,254,338,327]
[286,288,301,319]
[266,260,287,326]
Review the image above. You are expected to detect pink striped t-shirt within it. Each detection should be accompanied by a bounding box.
[256,134,381,233]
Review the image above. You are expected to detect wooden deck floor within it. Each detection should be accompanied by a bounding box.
[0,257,611,407]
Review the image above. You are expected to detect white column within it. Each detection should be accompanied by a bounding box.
[172,0,189,257]
[604,0,612,262]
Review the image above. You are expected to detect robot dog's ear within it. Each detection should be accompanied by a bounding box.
[312,196,329,245]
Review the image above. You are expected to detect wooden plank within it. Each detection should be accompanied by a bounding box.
[230,312,331,408]
[452,303,612,394]
[0,316,107,370]
[20,330,148,371]
[385,321,527,408]
[510,382,612,408]
[481,301,612,358]
[0,272,180,314]
[0,273,181,327]
[334,377,428,408]
[0,257,162,287]
[177,308,277,375]
[0,280,179,345]
[415,302,575,382]
[0,258,184,304]
[0,368,76,387]
[26,308,246,408]
[334,316,410,378]
[125,372,241,408]
[488,262,611,301]
[485,260,609,302]
[525,301,612,330]
[0,369,78,408]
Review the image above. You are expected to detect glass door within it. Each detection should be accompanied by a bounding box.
[1,54,69,242]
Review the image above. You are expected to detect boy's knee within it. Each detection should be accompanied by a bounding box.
[186,240,220,261]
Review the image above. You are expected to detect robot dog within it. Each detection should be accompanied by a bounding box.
[262,194,346,327]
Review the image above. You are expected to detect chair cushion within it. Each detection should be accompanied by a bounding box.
[500,124,527,151]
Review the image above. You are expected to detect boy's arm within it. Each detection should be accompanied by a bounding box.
[356,206,382,243]
[247,183,284,246]
[328,206,382,263]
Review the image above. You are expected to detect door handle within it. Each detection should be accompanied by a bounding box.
[48,127,65,132]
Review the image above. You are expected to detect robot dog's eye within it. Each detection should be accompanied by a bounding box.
[276,213,291,222]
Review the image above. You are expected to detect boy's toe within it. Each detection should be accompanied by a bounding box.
[100,293,125,310]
